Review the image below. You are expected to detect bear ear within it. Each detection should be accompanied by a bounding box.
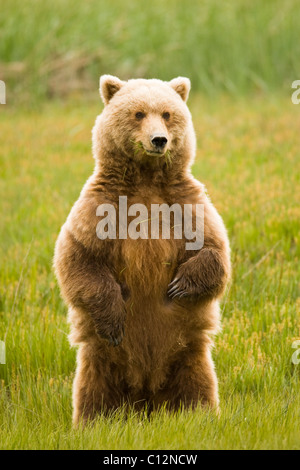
[169,77,191,102]
[99,75,125,105]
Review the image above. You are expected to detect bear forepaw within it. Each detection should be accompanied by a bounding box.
[95,321,125,346]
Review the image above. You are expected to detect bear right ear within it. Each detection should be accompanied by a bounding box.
[99,75,125,105]
[169,77,191,102]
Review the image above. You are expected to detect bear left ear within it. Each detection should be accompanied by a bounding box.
[169,77,191,102]
[99,75,125,105]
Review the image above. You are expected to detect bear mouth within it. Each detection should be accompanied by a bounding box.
[144,148,165,157]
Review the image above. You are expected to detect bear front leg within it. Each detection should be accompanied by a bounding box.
[54,229,126,346]
[168,196,230,302]
[87,279,126,346]
[168,247,228,301]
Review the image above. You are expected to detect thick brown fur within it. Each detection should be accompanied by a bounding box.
[54,76,231,425]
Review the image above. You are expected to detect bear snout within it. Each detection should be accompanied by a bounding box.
[150,133,168,152]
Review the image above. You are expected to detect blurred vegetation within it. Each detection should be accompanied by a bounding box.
[0,0,300,103]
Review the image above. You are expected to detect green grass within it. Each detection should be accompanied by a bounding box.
[1,0,300,102]
[0,95,299,449]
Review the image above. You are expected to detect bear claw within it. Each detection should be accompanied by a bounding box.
[108,332,124,347]
[95,324,125,347]
[167,278,188,299]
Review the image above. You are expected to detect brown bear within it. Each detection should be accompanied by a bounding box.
[54,75,231,425]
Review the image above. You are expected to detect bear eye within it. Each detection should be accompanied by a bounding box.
[162,112,170,121]
[135,112,146,120]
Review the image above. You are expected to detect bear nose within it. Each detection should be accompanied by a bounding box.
[151,134,168,150]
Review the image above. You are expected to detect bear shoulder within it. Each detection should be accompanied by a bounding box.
[64,176,113,254]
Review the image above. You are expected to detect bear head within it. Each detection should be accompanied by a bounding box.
[92,75,196,171]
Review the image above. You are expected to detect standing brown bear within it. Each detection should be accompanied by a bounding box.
[54,75,231,425]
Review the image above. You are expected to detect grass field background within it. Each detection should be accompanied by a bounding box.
[0,0,300,450]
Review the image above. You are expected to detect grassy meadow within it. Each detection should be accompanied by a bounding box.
[0,0,300,450]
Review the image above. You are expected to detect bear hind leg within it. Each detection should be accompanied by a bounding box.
[152,349,219,413]
[72,345,126,426]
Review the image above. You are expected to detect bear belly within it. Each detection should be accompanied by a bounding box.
[113,236,196,394]
[119,236,179,297]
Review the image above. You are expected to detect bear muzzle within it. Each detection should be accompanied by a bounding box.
[149,133,168,154]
